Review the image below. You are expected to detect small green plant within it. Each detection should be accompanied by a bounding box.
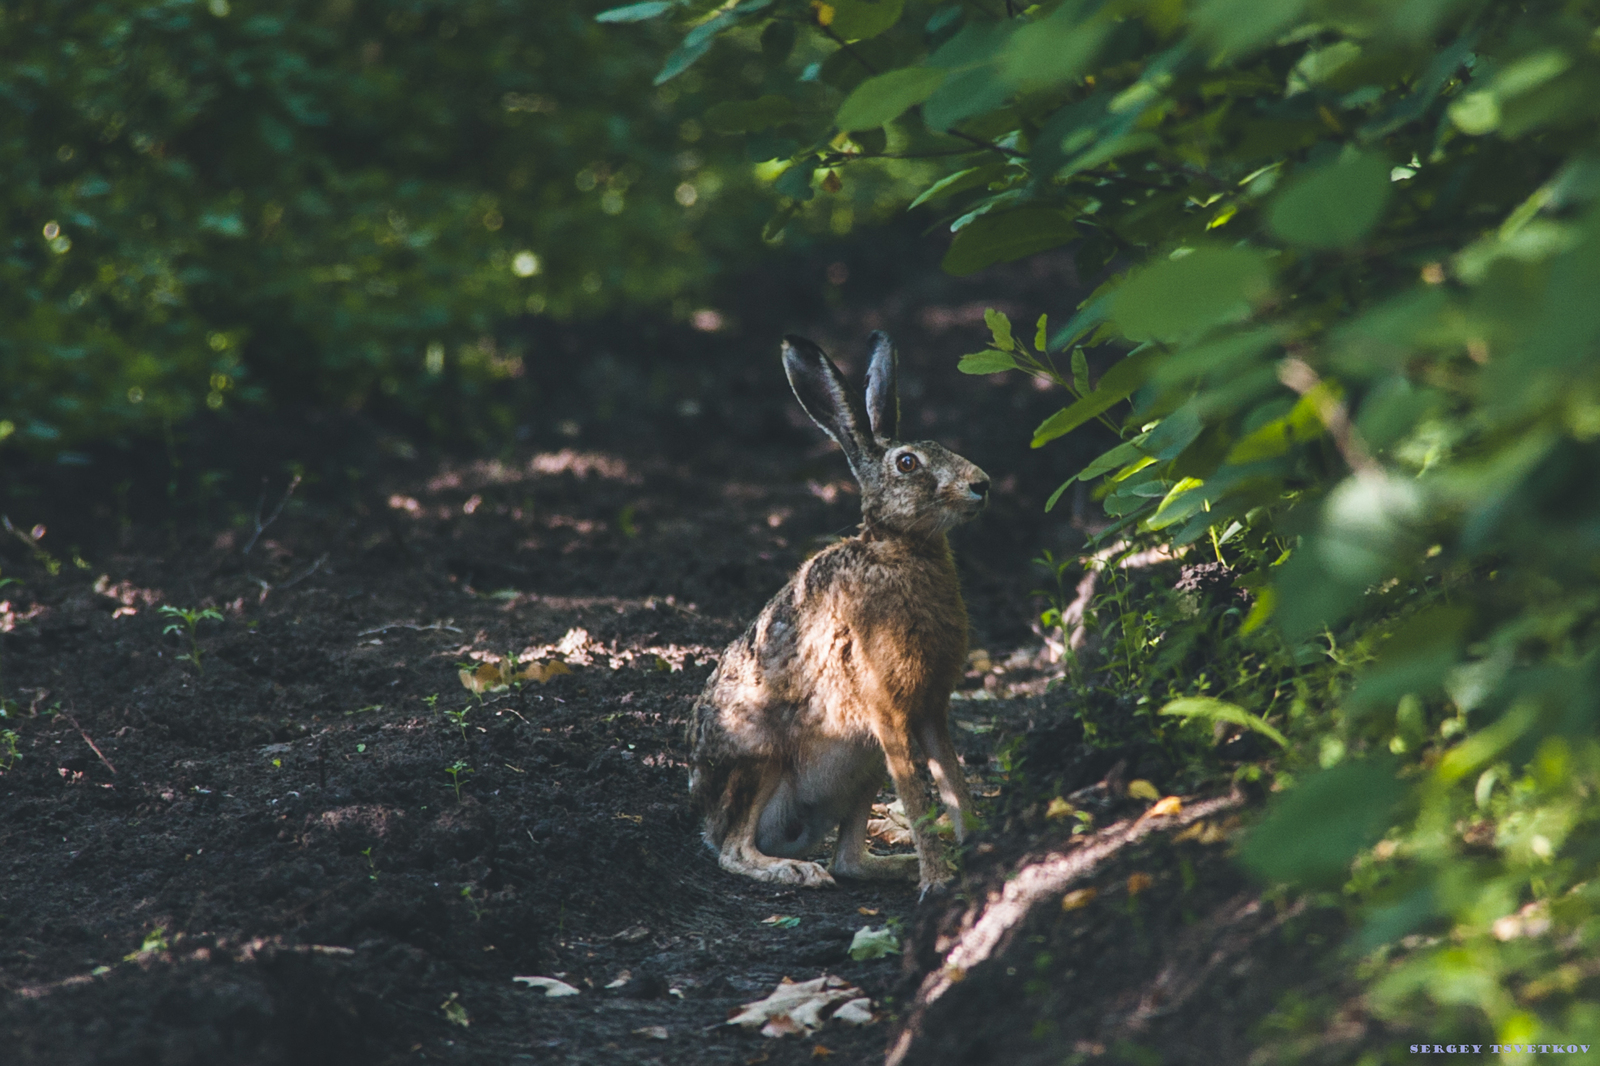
[124,926,169,961]
[444,759,472,801]
[443,705,470,742]
[159,605,223,675]
[459,883,486,921]
[0,727,20,773]
[423,693,440,708]
[360,846,378,882]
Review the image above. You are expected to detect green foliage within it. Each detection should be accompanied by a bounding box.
[159,604,223,675]
[444,758,472,801]
[619,0,1600,1047]
[1,0,775,456]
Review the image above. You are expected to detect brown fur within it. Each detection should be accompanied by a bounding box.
[687,333,989,889]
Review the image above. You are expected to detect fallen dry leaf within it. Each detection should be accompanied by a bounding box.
[1142,795,1183,819]
[1127,779,1160,801]
[857,907,880,917]
[725,975,871,1038]
[459,658,571,694]
[1061,888,1097,911]
[866,800,912,846]
[812,1045,834,1057]
[633,1025,669,1040]
[1045,796,1075,820]
[832,998,874,1025]
[513,975,580,997]
[1127,872,1154,896]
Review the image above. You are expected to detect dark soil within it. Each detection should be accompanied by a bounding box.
[0,238,1389,1064]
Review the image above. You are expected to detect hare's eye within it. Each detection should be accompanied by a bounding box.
[895,453,919,474]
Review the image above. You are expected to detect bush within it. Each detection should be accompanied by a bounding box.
[0,0,776,454]
[620,0,1600,1048]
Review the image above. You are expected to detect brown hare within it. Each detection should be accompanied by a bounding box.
[687,331,989,890]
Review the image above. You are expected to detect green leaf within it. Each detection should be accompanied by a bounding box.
[760,19,796,62]
[1239,759,1403,886]
[1072,439,1146,483]
[655,33,716,85]
[1031,347,1162,448]
[942,208,1078,276]
[908,164,1007,210]
[835,67,946,132]
[1268,152,1393,250]
[1034,314,1048,352]
[1070,347,1089,394]
[848,925,902,960]
[1112,246,1274,343]
[704,95,797,134]
[1044,477,1074,512]
[595,1,672,22]
[958,350,1018,375]
[1147,476,1209,531]
[828,0,904,42]
[1003,7,1110,90]
[923,63,1013,131]
[774,160,816,201]
[1160,696,1288,748]
[984,308,1014,352]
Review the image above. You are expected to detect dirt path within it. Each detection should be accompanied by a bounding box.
[0,248,1381,1064]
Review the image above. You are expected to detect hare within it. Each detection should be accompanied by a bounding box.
[687,331,989,890]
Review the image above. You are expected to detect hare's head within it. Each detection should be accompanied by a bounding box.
[783,332,989,538]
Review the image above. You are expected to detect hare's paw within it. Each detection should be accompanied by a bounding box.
[832,852,919,882]
[767,858,837,888]
[718,846,836,888]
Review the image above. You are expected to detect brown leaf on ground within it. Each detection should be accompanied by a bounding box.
[725,976,872,1038]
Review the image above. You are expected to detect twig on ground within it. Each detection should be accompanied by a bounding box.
[275,553,329,591]
[61,709,117,776]
[357,620,465,638]
[242,474,302,556]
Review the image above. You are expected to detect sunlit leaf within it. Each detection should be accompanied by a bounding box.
[984,308,1015,352]
[958,350,1017,375]
[1031,347,1162,447]
[1160,696,1288,748]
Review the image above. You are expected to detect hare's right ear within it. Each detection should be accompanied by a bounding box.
[863,331,898,441]
[782,335,874,476]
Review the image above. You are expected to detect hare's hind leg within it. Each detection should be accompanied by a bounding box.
[715,761,836,888]
[829,779,918,882]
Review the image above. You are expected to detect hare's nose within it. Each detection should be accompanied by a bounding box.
[968,479,990,500]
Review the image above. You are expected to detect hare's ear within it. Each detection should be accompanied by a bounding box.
[783,335,874,474]
[863,331,898,441]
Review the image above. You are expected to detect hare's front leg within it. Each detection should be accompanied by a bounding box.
[877,728,952,889]
[916,714,977,843]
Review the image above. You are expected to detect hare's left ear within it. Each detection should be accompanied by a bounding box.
[863,331,898,441]
[783,335,875,477]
